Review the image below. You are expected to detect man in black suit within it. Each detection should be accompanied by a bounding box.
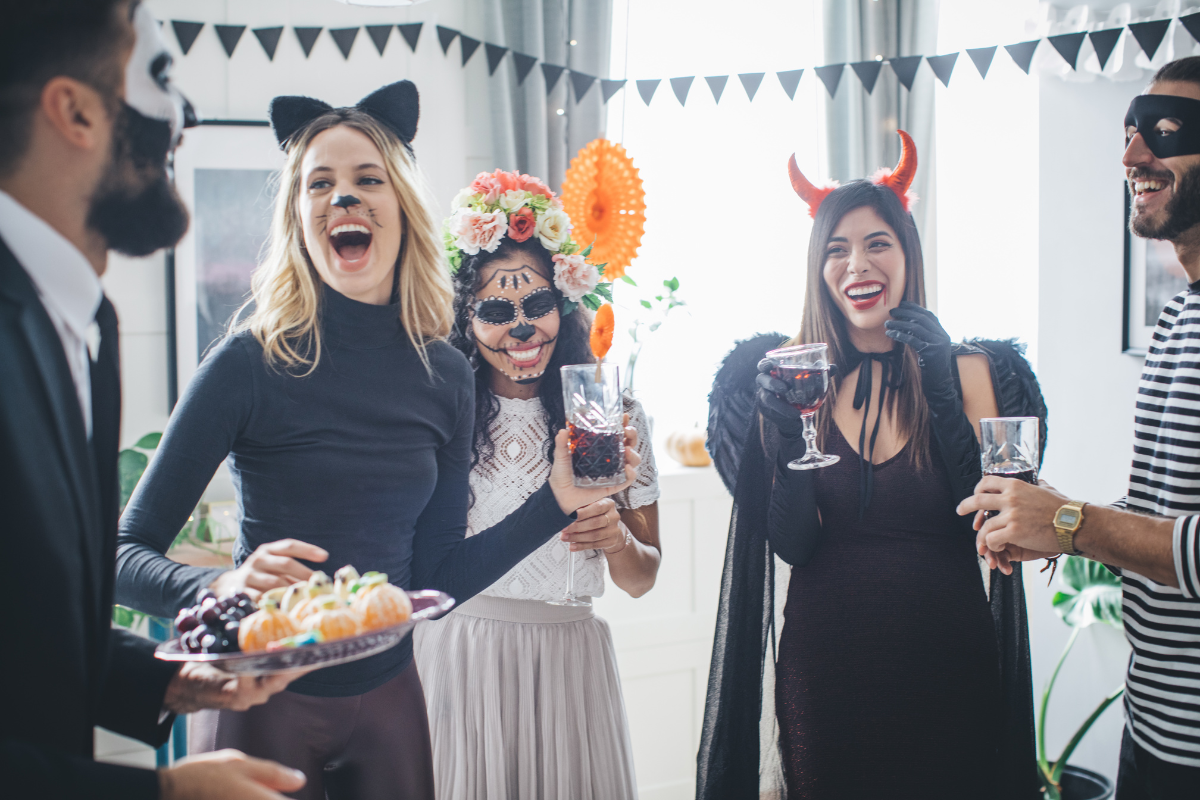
[0,2,307,797]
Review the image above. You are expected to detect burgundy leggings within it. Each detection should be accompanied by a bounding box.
[189,663,434,800]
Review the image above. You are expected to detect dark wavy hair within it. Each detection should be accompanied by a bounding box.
[450,237,594,473]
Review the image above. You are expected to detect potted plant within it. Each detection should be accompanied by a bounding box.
[1037,556,1124,800]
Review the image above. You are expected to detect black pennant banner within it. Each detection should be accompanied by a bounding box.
[572,71,597,101]
[889,55,922,90]
[850,61,882,94]
[436,26,458,55]
[460,35,481,66]
[542,63,566,93]
[172,21,204,55]
[485,43,508,75]
[966,46,996,78]
[1004,39,1039,74]
[738,72,764,101]
[215,25,244,58]
[513,52,538,85]
[1089,28,1122,71]
[637,79,660,105]
[601,79,626,103]
[927,53,957,87]
[253,26,282,61]
[397,23,422,53]
[1182,13,1200,45]
[1129,19,1170,60]
[330,27,358,60]
[814,64,844,97]
[295,27,321,58]
[777,69,803,100]
[706,75,728,103]
[365,25,391,56]
[670,76,694,106]
[1048,31,1086,70]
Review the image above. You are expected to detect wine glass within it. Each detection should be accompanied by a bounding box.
[766,344,840,470]
[979,417,1040,519]
[549,363,626,607]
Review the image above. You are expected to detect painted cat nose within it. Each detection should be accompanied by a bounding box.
[510,322,536,342]
[332,194,361,209]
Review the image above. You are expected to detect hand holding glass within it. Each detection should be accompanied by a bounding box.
[979,417,1040,519]
[766,344,840,470]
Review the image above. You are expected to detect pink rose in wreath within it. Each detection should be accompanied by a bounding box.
[552,253,599,303]
[508,208,536,242]
[518,174,555,199]
[450,208,508,255]
[469,172,503,205]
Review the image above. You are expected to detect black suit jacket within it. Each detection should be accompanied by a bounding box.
[0,237,180,798]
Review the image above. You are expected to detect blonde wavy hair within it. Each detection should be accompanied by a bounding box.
[233,109,453,374]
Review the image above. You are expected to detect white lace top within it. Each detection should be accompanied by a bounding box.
[469,394,659,601]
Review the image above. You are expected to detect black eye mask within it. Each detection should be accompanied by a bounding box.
[1125,94,1200,159]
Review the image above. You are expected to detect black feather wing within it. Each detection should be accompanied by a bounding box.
[707,332,788,494]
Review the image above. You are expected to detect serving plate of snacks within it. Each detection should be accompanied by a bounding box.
[154,566,454,675]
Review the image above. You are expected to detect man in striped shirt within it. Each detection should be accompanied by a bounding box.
[962,57,1200,800]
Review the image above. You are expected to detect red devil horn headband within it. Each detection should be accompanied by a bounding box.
[788,130,918,219]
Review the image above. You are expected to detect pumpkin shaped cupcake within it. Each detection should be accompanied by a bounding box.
[305,595,363,642]
[289,571,336,624]
[352,572,413,630]
[238,596,301,653]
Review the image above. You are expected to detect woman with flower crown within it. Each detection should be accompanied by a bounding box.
[413,169,661,800]
[113,83,641,799]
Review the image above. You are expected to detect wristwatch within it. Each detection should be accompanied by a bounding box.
[1053,501,1086,556]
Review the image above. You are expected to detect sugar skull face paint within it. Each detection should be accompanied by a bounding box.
[125,4,195,147]
[472,253,560,384]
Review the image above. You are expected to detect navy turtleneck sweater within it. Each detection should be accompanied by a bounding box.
[116,285,574,696]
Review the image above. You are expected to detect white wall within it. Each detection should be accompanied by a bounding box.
[1032,74,1144,782]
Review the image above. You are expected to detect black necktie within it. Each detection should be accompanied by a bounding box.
[89,296,121,528]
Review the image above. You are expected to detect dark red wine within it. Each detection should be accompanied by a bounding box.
[983,467,1037,519]
[568,424,625,480]
[771,365,830,413]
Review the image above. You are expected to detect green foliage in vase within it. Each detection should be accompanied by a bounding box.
[622,276,686,394]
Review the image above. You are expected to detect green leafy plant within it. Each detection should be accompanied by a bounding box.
[1038,556,1125,799]
[620,275,685,394]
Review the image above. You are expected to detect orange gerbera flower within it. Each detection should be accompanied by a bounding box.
[590,304,615,361]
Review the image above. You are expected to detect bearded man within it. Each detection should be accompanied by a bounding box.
[0,2,306,798]
[961,57,1200,800]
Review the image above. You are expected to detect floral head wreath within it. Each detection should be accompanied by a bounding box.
[443,169,612,315]
[788,130,918,219]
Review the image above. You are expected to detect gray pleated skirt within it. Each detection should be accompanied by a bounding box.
[412,594,638,800]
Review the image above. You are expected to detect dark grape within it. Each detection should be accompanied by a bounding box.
[196,588,216,604]
[175,611,199,633]
[233,592,252,605]
[199,633,219,652]
[181,629,201,653]
[199,605,220,625]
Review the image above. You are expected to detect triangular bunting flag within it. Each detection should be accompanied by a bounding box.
[636,79,660,105]
[850,61,882,93]
[459,35,481,66]
[214,25,245,58]
[888,56,922,90]
[330,27,358,60]
[926,53,958,86]
[814,64,845,97]
[1089,28,1122,70]
[171,21,204,55]
[365,25,391,55]
[966,46,996,78]
[1048,32,1086,70]
[777,69,804,99]
[252,26,282,61]
[1182,13,1200,45]
[669,76,694,106]
[295,27,322,58]
[485,43,508,75]
[542,64,566,93]
[1128,19,1170,60]
[437,26,458,55]
[738,72,765,100]
[397,23,422,53]
[600,79,626,103]
[705,75,728,103]
[571,71,597,101]
[1004,39,1039,74]
[512,52,538,85]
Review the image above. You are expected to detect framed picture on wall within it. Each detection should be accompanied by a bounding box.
[1124,184,1188,354]
[169,122,283,404]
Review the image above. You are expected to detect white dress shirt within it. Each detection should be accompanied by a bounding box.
[0,190,103,438]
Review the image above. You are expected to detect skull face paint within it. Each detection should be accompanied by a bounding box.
[472,254,560,385]
[125,4,195,147]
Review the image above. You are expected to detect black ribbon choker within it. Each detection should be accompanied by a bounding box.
[839,344,905,517]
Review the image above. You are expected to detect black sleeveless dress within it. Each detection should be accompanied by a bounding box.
[774,425,1002,799]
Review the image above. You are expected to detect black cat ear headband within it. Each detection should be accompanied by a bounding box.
[268,80,419,156]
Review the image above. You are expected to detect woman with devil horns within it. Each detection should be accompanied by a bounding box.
[696,132,1045,799]
[113,82,639,798]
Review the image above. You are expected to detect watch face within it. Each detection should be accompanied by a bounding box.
[1059,511,1079,525]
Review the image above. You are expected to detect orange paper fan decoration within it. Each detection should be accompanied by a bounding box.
[560,139,646,281]
[590,304,615,361]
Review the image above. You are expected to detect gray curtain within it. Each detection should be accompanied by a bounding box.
[465,0,613,193]
[823,0,940,308]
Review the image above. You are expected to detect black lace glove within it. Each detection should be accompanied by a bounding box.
[885,302,982,514]
[755,357,805,439]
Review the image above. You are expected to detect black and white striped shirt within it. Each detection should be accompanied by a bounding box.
[1123,281,1200,767]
